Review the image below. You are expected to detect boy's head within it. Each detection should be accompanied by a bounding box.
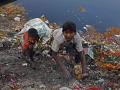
[28,28,39,44]
[62,21,76,41]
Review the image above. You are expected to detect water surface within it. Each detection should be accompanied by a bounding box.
[15,0,120,32]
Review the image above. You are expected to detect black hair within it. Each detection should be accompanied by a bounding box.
[28,28,39,39]
[62,21,76,32]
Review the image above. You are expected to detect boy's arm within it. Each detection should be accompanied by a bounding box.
[75,33,86,73]
[77,51,86,73]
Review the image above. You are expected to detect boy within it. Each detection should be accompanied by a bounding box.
[22,28,39,62]
[50,21,86,79]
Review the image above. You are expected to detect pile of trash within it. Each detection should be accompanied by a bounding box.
[0,47,120,90]
[0,4,27,50]
[0,4,27,34]
[0,4,120,90]
[0,3,26,19]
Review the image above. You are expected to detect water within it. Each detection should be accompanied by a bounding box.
[15,0,120,32]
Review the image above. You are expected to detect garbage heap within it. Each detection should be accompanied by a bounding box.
[0,4,120,89]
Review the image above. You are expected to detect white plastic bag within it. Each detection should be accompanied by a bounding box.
[15,18,53,44]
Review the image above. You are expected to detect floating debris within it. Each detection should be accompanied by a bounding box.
[79,6,86,13]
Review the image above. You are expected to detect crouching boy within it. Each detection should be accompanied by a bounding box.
[50,21,87,79]
[22,28,39,62]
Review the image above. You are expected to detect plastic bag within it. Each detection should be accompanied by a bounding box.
[15,18,53,44]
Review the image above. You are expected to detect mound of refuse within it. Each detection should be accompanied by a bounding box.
[0,4,120,90]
